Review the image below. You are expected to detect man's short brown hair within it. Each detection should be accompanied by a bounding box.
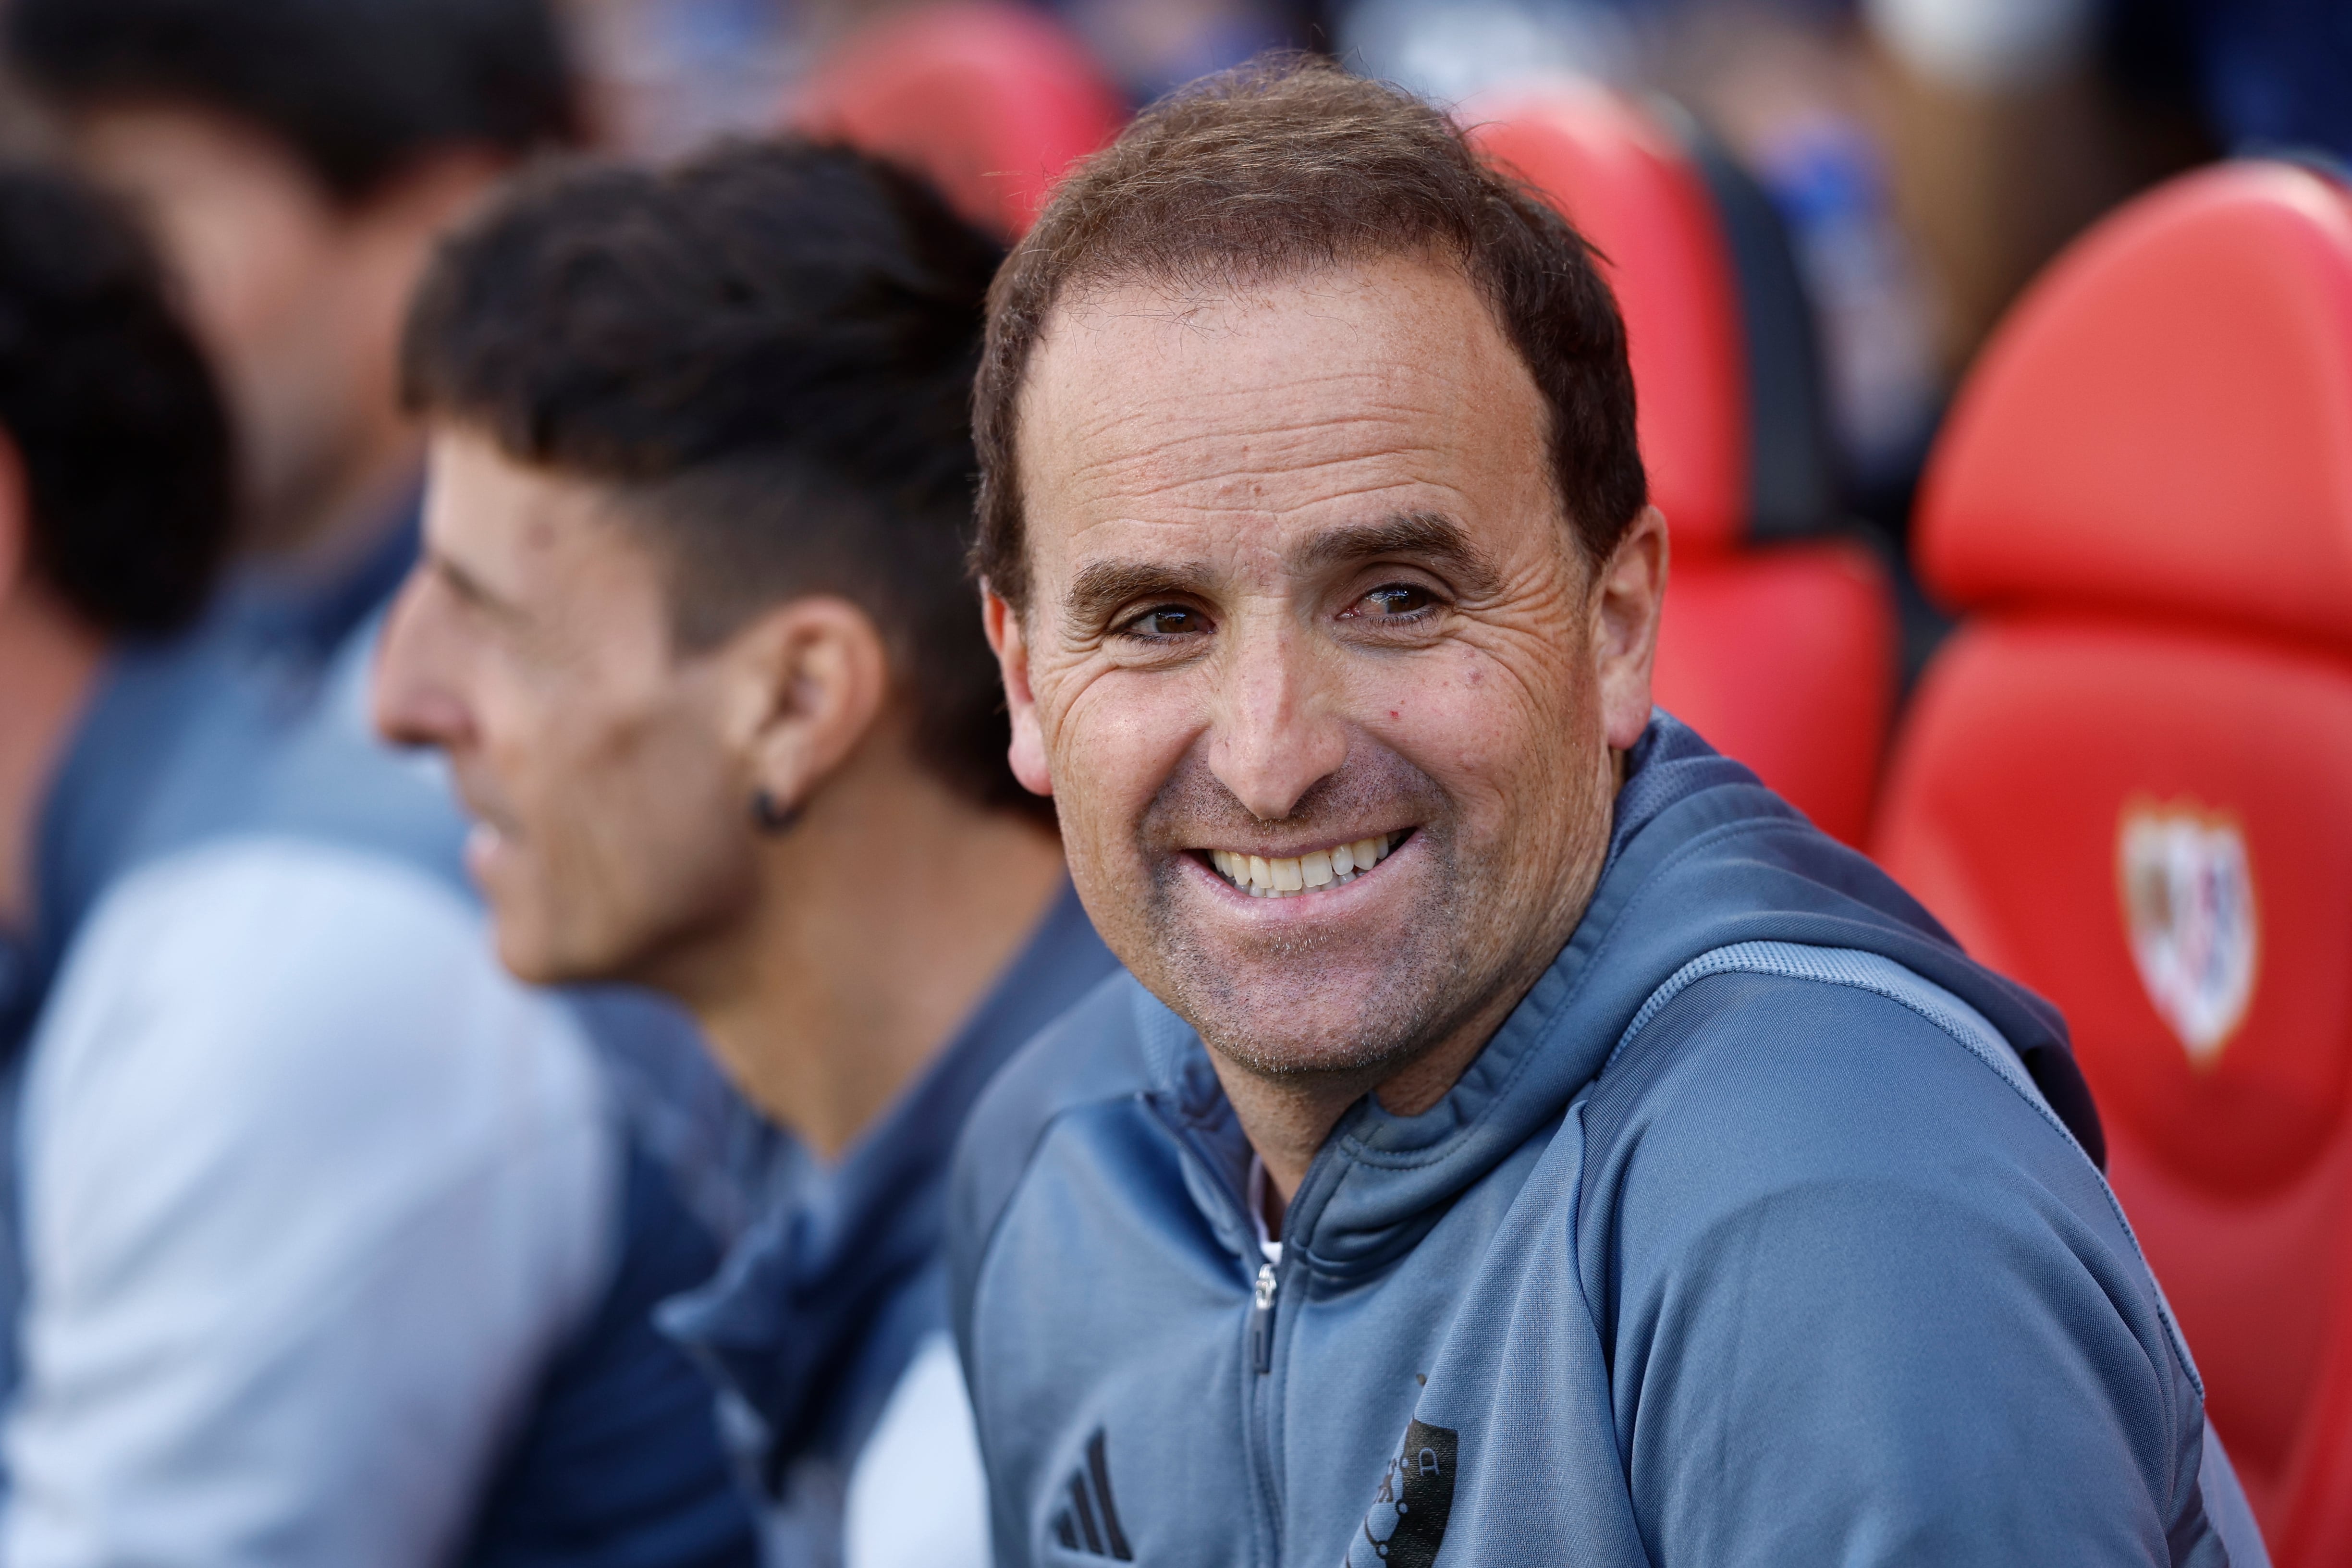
[970,55,1648,610]
[404,140,1040,821]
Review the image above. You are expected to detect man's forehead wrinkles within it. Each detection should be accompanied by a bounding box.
[1058,512,1286,572]
[1104,406,1451,456]
[1069,467,1454,525]
[1055,368,1492,446]
[1042,455,1491,561]
[1040,331,1487,412]
[1060,418,1466,502]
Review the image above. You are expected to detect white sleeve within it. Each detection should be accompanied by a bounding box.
[842,1333,992,1568]
[1,838,619,1568]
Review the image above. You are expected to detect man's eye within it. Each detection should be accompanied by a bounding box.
[1345,583,1439,620]
[1117,604,1206,639]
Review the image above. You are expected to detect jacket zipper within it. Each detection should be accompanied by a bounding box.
[1244,1252,1286,1565]
[1250,1262,1279,1372]
[1141,1093,1290,1563]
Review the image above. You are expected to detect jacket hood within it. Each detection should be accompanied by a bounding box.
[1139,713,2100,1284]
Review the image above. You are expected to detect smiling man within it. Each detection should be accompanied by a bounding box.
[949,59,2263,1568]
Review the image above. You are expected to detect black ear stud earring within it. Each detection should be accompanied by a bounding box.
[751,789,803,836]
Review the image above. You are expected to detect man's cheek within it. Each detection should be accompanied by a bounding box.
[1055,721,1161,881]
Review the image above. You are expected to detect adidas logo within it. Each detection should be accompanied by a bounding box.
[1051,1427,1133,1560]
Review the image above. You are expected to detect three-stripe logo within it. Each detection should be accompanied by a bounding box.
[1051,1428,1132,1559]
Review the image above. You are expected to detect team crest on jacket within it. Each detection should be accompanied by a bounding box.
[1344,1419,1458,1567]
[2117,798,2259,1067]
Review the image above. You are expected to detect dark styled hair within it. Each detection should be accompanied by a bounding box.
[0,164,232,635]
[402,139,1034,819]
[971,54,1647,610]
[7,0,579,203]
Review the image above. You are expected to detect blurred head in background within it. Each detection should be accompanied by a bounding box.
[377,141,1068,1154]
[0,164,231,928]
[7,0,578,564]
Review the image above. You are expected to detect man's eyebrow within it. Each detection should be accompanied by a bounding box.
[429,549,520,621]
[1064,558,1217,637]
[1292,511,1505,598]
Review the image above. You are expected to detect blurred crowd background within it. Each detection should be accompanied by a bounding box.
[498,0,2337,604]
[7,0,2336,655]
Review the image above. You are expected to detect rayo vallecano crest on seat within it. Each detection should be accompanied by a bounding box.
[2116,797,2260,1068]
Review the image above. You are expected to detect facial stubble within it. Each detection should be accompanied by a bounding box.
[1121,746,1511,1090]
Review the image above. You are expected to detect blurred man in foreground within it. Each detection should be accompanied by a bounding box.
[9,0,754,1224]
[950,60,2266,1566]
[4,1,761,1560]
[374,141,1117,1568]
[0,165,749,1568]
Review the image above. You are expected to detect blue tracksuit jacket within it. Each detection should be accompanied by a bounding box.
[950,714,2254,1567]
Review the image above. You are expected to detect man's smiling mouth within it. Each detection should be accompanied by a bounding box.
[1203,831,1406,898]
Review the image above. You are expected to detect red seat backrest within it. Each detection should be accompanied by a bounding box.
[1875,161,2352,1565]
[786,1,1126,239]
[1471,84,1747,553]
[1469,85,1895,844]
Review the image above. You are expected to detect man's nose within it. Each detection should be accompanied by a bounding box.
[369,576,468,750]
[1206,619,1349,822]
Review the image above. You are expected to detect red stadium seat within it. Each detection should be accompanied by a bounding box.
[1470,85,1896,845]
[786,1,1126,238]
[1874,161,2352,1564]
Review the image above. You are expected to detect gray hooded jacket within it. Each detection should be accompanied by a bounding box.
[950,715,2256,1567]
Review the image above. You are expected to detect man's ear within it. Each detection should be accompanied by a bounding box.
[982,583,1053,797]
[1592,504,1669,752]
[728,595,893,822]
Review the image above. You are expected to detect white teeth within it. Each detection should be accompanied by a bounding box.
[1207,833,1399,898]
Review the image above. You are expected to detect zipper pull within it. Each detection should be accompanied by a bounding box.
[1250,1262,1279,1374]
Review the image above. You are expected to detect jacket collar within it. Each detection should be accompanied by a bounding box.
[1142,713,2097,1281]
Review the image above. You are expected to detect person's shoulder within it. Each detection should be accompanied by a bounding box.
[33,834,603,1153]
[85,829,458,934]
[20,834,619,1343]
[1576,951,2211,1564]
[58,834,488,1029]
[1581,946,2109,1232]
[957,969,1157,1187]
[949,969,1161,1275]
